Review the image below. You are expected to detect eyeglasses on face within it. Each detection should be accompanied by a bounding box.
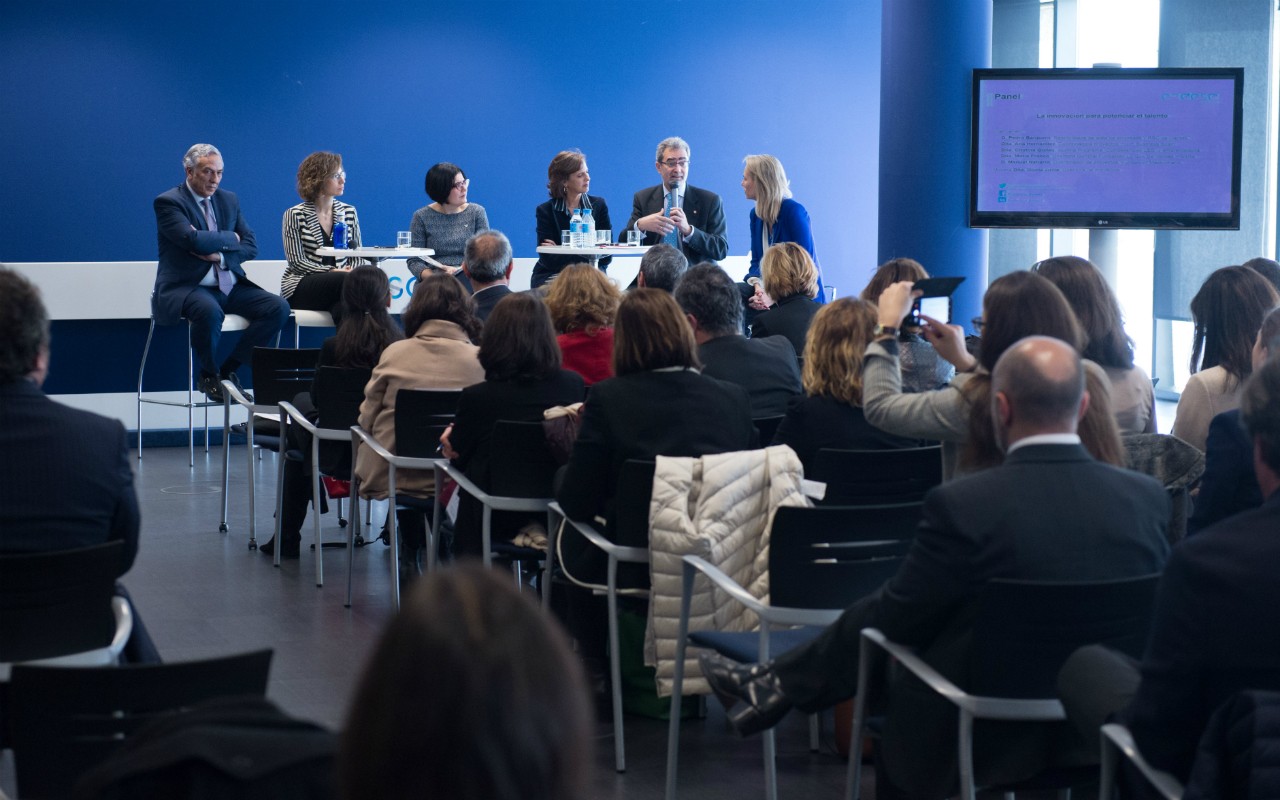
[330,171,347,181]
[452,178,471,190]
[659,158,689,168]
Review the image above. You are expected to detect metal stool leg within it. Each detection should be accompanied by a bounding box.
[136,318,156,458]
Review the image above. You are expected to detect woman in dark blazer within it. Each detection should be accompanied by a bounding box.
[532,150,612,289]
[750,242,822,353]
[441,293,585,558]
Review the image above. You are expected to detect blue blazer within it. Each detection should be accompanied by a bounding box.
[152,183,259,325]
[748,197,825,302]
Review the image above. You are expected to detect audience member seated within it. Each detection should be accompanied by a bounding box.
[265,267,403,558]
[1243,256,1280,296]
[860,257,955,392]
[533,150,612,288]
[740,154,826,307]
[544,263,621,387]
[354,273,484,565]
[461,229,513,323]
[1059,353,1280,787]
[1171,265,1279,451]
[864,271,1124,480]
[406,161,490,285]
[675,262,802,418]
[772,297,920,474]
[440,293,584,559]
[1187,305,1280,534]
[702,336,1171,800]
[339,564,592,800]
[280,150,372,326]
[0,267,159,663]
[635,243,688,292]
[749,242,821,354]
[1033,255,1156,434]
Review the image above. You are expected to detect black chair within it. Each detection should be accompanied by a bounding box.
[348,388,460,608]
[753,415,785,446]
[219,347,321,547]
[546,458,656,773]
[664,503,923,800]
[810,445,943,505]
[848,574,1162,800]
[275,365,372,582]
[433,420,560,580]
[6,649,273,799]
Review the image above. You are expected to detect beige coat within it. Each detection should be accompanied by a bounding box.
[354,320,484,499]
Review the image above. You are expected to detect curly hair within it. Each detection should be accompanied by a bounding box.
[296,151,343,202]
[543,264,620,334]
[761,242,819,301]
[801,298,877,405]
[402,272,482,342]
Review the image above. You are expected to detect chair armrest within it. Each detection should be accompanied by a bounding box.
[681,556,842,628]
[278,401,318,435]
[1101,723,1185,800]
[350,425,437,471]
[108,595,134,661]
[437,460,554,514]
[546,501,649,563]
[683,555,765,616]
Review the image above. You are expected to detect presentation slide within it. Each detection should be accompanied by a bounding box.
[974,76,1237,216]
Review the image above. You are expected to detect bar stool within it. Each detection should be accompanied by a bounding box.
[292,309,335,347]
[136,311,250,467]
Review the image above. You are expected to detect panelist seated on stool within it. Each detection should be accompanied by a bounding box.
[153,142,289,403]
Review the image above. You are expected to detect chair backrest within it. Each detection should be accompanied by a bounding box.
[314,366,372,476]
[0,542,124,664]
[753,415,785,446]
[769,503,921,610]
[810,445,943,505]
[613,459,658,551]
[250,347,322,405]
[489,420,561,498]
[971,574,1161,699]
[394,388,462,458]
[8,649,273,799]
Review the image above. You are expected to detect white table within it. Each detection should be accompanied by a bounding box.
[535,244,650,267]
[316,246,434,266]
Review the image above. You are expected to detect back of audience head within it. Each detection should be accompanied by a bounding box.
[674,262,742,338]
[802,297,877,405]
[860,257,928,304]
[339,564,592,800]
[637,244,688,292]
[1242,352,1280,487]
[613,288,700,376]
[334,267,403,369]
[1189,265,1280,384]
[990,336,1086,447]
[0,267,49,386]
[463,230,513,285]
[402,272,481,342]
[543,263,620,334]
[761,242,819,302]
[424,162,466,205]
[479,293,561,382]
[1243,257,1280,297]
[1032,255,1135,370]
[1255,306,1280,371]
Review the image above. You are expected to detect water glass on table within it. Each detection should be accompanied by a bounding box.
[597,230,611,246]
[626,229,642,246]
[561,230,572,246]
[397,231,412,248]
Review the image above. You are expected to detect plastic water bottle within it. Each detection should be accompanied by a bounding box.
[582,208,596,248]
[333,220,348,249]
[569,209,583,248]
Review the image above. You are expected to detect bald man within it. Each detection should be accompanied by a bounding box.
[702,336,1171,798]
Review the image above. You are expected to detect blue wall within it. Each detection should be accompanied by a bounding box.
[1,0,882,294]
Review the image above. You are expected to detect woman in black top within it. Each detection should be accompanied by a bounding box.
[532,150,612,288]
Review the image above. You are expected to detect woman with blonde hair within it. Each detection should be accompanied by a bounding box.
[543,262,622,386]
[772,298,920,472]
[741,154,826,309]
[750,242,822,353]
[532,150,612,288]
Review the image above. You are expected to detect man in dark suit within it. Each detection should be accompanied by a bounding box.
[1186,408,1262,534]
[153,143,290,401]
[702,336,1171,799]
[674,262,801,418]
[1059,354,1280,786]
[0,267,158,662]
[623,137,728,264]
[462,229,513,323]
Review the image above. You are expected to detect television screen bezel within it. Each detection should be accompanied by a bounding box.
[969,67,1244,230]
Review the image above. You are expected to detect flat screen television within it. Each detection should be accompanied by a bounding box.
[970,67,1243,230]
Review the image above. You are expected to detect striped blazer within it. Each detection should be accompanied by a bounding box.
[280,200,370,297]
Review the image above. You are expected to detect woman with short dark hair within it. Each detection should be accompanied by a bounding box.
[532,150,613,288]
[407,162,490,281]
[440,293,584,558]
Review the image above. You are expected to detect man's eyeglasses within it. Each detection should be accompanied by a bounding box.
[659,158,689,168]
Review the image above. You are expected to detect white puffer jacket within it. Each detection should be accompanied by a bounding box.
[645,445,815,696]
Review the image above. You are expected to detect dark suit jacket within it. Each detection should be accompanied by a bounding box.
[771,394,921,475]
[153,183,259,325]
[750,294,820,355]
[471,284,512,323]
[1121,491,1280,780]
[0,380,140,575]
[1187,409,1262,535]
[532,196,612,282]
[623,184,728,263]
[775,443,1171,798]
[697,334,802,418]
